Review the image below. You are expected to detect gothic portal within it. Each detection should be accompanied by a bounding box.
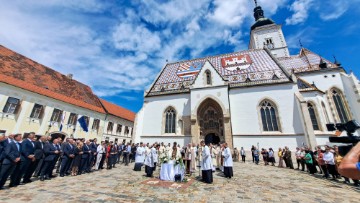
[197,98,224,144]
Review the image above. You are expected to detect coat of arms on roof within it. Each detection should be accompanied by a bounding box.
[176,61,203,79]
[221,54,252,71]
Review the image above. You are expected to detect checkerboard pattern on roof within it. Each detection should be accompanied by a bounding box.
[148,48,337,96]
[278,49,335,73]
[149,49,291,95]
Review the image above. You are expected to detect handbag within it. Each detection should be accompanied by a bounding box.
[174,174,181,182]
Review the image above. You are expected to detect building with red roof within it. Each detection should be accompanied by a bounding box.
[0,45,135,142]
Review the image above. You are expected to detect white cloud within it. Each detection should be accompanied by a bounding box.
[139,0,212,25]
[0,0,287,98]
[286,0,314,25]
[319,0,350,21]
[112,23,161,53]
[207,0,251,27]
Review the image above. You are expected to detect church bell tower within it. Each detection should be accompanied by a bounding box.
[249,0,290,58]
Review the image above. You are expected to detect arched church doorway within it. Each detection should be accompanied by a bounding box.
[197,98,224,143]
[205,133,220,145]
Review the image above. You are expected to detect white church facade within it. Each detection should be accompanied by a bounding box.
[134,4,360,150]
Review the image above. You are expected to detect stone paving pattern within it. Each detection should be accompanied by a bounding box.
[0,161,359,203]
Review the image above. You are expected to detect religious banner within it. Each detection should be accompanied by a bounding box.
[221,54,252,71]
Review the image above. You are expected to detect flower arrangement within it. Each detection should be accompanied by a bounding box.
[174,157,184,169]
[159,153,169,164]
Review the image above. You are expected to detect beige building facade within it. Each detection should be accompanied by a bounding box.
[0,45,135,142]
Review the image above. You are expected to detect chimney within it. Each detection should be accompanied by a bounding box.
[67,74,73,79]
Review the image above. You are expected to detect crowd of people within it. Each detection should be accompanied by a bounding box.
[131,141,234,184]
[231,145,359,187]
[0,132,235,189]
[0,132,139,190]
[2,131,357,189]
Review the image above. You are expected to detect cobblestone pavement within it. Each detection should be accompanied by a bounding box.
[0,161,359,203]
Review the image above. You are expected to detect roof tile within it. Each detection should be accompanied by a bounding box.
[100,99,135,122]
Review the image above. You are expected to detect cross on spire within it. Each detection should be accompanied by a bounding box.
[254,0,258,7]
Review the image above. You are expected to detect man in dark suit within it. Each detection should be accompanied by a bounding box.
[60,139,75,177]
[80,140,91,174]
[55,138,65,173]
[33,136,46,177]
[89,138,97,172]
[39,138,60,181]
[0,134,22,189]
[0,133,6,170]
[49,140,62,177]
[19,132,36,184]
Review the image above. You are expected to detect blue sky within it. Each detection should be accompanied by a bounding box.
[0,0,359,113]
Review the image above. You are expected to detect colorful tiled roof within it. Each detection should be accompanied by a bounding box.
[297,77,324,94]
[278,48,338,73]
[147,49,291,96]
[100,99,135,122]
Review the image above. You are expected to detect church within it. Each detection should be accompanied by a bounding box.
[134,4,360,150]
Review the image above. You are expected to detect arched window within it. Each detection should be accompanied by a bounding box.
[307,103,320,130]
[331,89,350,123]
[321,102,330,124]
[259,100,279,131]
[205,70,211,85]
[165,107,176,133]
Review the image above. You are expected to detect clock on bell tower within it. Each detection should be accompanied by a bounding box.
[248,1,290,58]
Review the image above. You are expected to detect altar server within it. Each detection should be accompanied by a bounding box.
[222,143,233,179]
[210,144,217,172]
[153,144,158,171]
[200,141,213,184]
[190,143,197,172]
[144,144,155,177]
[134,142,145,171]
[216,144,222,170]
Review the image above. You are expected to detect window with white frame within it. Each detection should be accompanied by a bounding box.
[2,97,20,114]
[116,124,122,134]
[68,113,78,126]
[30,104,44,119]
[50,109,63,122]
[107,122,113,134]
[92,119,100,131]
[124,126,129,135]
[259,100,280,131]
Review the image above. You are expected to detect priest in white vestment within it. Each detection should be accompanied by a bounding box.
[190,143,197,172]
[222,143,233,178]
[200,141,213,184]
[216,145,221,170]
[134,142,145,171]
[153,144,159,171]
[165,143,172,159]
[144,144,155,177]
[158,142,165,163]
[210,144,217,171]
